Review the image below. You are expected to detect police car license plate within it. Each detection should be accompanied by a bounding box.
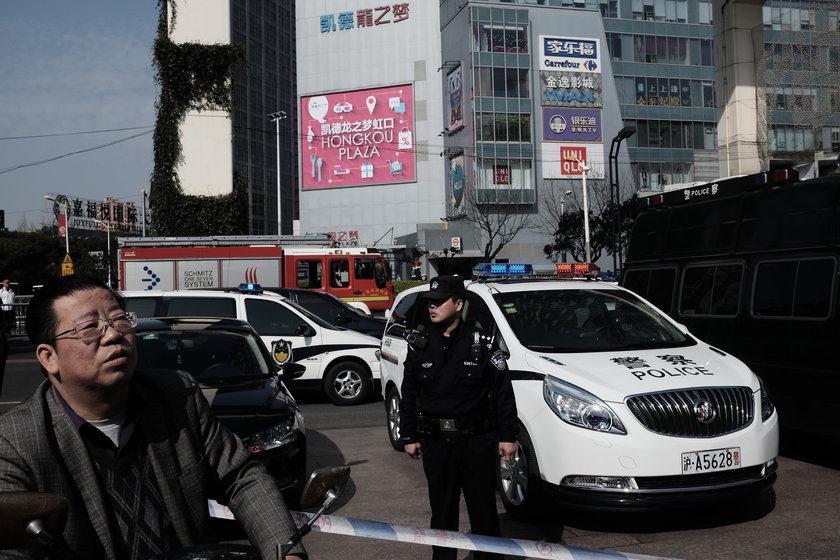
[681,447,741,474]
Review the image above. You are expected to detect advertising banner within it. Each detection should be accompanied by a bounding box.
[449,154,466,216]
[300,84,416,189]
[540,71,602,108]
[539,36,601,73]
[541,143,606,179]
[446,65,464,131]
[542,108,602,142]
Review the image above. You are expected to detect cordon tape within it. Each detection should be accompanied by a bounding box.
[209,501,679,559]
[290,511,681,560]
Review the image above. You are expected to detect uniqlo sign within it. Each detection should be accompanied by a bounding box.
[541,143,605,179]
[560,146,587,176]
[494,164,511,185]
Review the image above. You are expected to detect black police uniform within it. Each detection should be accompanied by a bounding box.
[399,280,517,560]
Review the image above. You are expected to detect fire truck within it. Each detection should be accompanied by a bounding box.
[117,236,395,311]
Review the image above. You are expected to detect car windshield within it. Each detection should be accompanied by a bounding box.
[136,330,273,380]
[493,288,695,353]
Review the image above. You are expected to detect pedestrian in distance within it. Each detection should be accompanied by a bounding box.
[399,275,517,560]
[0,275,306,560]
[0,279,15,334]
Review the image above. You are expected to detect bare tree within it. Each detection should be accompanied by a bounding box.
[462,188,531,260]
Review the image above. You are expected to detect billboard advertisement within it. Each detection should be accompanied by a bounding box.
[446,66,464,131]
[449,154,466,216]
[539,36,601,73]
[300,84,416,189]
[541,143,606,179]
[543,108,602,142]
[541,71,602,107]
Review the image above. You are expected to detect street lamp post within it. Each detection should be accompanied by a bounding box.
[268,111,288,235]
[94,219,112,288]
[564,156,592,263]
[609,126,636,273]
[44,195,70,256]
[560,189,572,263]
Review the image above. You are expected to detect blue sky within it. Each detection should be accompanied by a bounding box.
[0,1,159,231]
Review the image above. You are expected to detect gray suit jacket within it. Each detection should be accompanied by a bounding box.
[0,369,303,559]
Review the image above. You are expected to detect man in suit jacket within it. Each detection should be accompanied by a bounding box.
[0,275,306,560]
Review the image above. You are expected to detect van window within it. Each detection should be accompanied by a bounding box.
[679,263,743,317]
[125,297,159,318]
[355,258,376,281]
[330,259,350,288]
[622,268,676,313]
[164,297,236,318]
[752,258,835,319]
[244,299,304,336]
[463,293,495,332]
[297,260,323,289]
[373,258,388,289]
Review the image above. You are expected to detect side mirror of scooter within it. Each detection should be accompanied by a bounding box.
[0,492,71,556]
[279,465,351,559]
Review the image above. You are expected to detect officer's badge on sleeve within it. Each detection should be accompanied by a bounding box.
[272,339,293,365]
[490,350,508,370]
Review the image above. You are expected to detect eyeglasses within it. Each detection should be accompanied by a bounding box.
[53,312,138,342]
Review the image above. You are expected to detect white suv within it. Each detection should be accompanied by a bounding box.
[380,264,779,513]
[123,286,381,405]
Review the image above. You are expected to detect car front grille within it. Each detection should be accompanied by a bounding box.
[634,463,775,491]
[626,386,754,437]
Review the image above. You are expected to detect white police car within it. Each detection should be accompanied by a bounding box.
[380,264,779,513]
[123,284,381,405]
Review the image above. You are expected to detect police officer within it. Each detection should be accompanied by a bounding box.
[400,276,517,560]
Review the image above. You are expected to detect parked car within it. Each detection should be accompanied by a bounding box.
[380,263,779,514]
[133,317,307,496]
[263,286,387,338]
[123,286,381,405]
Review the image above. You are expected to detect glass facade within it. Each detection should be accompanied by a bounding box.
[470,6,536,203]
[231,0,298,234]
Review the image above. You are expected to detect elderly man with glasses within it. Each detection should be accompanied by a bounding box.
[0,275,305,560]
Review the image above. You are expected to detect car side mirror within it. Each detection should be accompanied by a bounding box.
[295,323,316,337]
[279,361,306,380]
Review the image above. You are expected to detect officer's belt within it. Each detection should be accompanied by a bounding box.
[418,410,491,438]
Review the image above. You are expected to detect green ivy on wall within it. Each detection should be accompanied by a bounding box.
[150,0,247,235]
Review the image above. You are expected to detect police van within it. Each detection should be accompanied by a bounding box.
[622,169,840,440]
[380,264,778,513]
[123,285,381,405]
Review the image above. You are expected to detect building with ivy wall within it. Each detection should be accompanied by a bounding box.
[166,0,297,235]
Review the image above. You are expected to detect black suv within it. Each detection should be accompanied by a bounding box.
[264,287,387,338]
[134,317,307,497]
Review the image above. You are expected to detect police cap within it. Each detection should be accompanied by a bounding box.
[422,275,466,302]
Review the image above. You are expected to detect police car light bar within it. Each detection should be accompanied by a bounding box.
[238,282,263,294]
[472,263,533,278]
[555,263,600,277]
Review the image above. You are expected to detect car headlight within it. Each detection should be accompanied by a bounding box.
[758,376,775,421]
[244,411,301,453]
[543,376,626,435]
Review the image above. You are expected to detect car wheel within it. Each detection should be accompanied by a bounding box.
[385,386,403,451]
[324,361,372,405]
[497,426,544,519]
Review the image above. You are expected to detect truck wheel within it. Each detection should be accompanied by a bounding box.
[385,386,403,451]
[497,427,544,519]
[324,361,371,405]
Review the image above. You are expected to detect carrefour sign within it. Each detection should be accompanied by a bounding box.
[540,36,601,73]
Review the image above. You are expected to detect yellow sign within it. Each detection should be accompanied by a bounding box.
[61,254,74,276]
